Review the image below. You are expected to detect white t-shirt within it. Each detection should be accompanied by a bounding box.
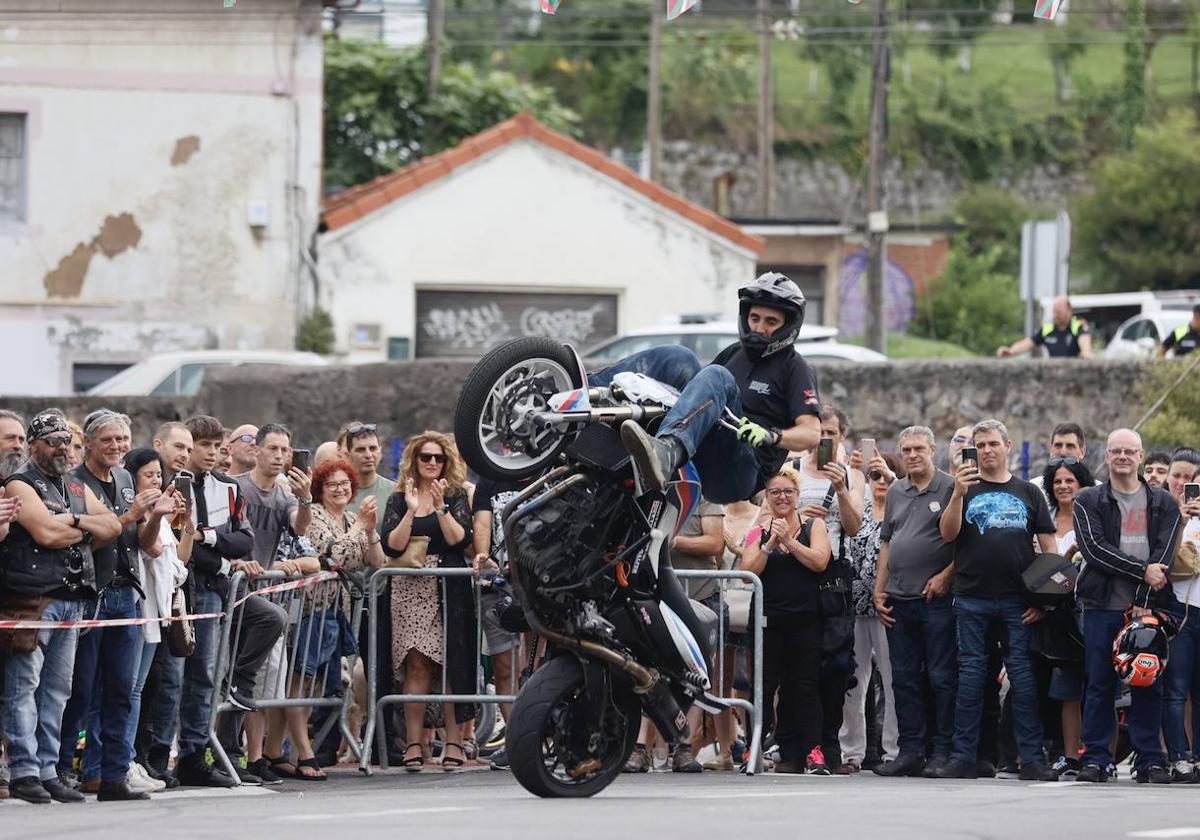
[135,517,190,644]
[1175,518,1200,608]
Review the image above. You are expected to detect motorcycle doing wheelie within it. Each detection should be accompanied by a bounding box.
[453,337,746,798]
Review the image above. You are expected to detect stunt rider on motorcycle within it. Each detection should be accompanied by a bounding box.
[592,272,822,503]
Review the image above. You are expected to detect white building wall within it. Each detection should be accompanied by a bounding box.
[0,0,325,395]
[319,139,758,361]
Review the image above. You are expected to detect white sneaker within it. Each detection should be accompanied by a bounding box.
[127,762,165,793]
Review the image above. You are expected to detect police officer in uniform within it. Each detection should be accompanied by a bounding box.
[1157,305,1200,358]
[996,295,1093,359]
[57,410,172,801]
[0,411,121,804]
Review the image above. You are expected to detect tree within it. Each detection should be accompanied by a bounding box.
[1121,0,1149,147]
[323,36,579,192]
[296,307,335,355]
[910,248,1024,356]
[796,6,873,125]
[1074,111,1200,292]
[953,185,1043,275]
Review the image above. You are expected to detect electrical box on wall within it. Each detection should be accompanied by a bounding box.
[246,200,270,228]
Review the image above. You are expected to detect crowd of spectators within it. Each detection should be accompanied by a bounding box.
[0,395,1198,805]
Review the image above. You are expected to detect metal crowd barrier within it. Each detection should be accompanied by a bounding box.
[675,569,766,775]
[357,565,765,776]
[359,566,517,774]
[208,569,366,783]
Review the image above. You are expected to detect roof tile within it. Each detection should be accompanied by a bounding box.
[320,113,764,254]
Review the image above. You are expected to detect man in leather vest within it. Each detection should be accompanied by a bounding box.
[0,411,121,804]
[57,410,172,802]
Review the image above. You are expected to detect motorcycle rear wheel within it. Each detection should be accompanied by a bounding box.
[507,655,638,798]
[453,337,583,481]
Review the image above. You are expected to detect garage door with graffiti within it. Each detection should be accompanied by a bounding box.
[415,290,619,358]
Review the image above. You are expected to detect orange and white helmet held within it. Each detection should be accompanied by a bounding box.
[1112,610,1177,688]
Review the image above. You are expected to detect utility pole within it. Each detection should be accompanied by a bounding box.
[428,0,445,97]
[647,0,663,182]
[756,0,772,216]
[864,0,890,355]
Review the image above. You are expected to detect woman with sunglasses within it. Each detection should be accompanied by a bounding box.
[1033,455,1094,776]
[741,468,830,774]
[380,431,475,771]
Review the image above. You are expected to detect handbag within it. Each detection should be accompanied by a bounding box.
[1022,552,1077,606]
[166,587,195,657]
[1171,540,1200,581]
[387,535,430,569]
[0,594,53,655]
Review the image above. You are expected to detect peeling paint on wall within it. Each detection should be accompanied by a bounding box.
[170,135,201,166]
[43,243,95,298]
[94,213,143,258]
[43,213,145,299]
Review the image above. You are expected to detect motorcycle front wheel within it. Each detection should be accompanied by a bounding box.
[453,337,583,481]
[506,655,638,798]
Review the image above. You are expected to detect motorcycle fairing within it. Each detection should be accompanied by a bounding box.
[658,601,711,690]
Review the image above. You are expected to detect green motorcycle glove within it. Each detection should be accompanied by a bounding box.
[736,417,780,448]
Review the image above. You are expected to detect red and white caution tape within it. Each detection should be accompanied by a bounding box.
[0,572,340,630]
[234,570,339,606]
[0,612,225,630]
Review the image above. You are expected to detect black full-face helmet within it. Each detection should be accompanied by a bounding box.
[737,272,807,362]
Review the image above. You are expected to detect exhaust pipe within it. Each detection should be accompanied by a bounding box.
[539,629,690,742]
[537,629,656,692]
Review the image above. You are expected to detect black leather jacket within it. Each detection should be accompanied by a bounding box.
[1073,478,1180,610]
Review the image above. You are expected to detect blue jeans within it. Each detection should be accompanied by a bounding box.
[173,586,222,760]
[58,585,141,783]
[1163,600,1200,762]
[590,346,762,504]
[3,599,82,781]
[146,638,185,758]
[885,596,958,760]
[950,595,1044,766]
[126,639,158,759]
[1081,608,1166,769]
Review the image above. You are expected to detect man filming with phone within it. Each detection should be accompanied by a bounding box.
[934,418,1060,782]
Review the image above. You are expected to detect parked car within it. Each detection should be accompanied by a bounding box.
[87,350,330,396]
[1103,312,1192,360]
[582,321,886,366]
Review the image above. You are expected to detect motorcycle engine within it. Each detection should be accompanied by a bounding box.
[509,474,626,630]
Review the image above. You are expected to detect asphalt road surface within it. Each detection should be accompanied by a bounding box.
[5,765,1200,840]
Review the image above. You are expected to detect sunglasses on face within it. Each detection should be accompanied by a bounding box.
[42,434,73,448]
[232,434,256,444]
[1047,456,1080,468]
[418,452,447,464]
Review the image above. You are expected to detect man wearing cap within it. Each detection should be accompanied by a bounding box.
[0,411,121,804]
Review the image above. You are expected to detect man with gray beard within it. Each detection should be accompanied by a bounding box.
[0,411,121,803]
[0,410,26,482]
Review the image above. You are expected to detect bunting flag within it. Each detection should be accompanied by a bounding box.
[665,0,698,20]
[1033,0,1065,20]
[540,0,561,13]
[224,0,236,6]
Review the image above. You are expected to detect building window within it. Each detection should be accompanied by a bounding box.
[0,114,26,223]
[351,323,383,348]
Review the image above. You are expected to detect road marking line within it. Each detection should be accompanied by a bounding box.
[278,806,481,821]
[1128,830,1200,839]
[1030,781,1083,789]
[676,791,826,800]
